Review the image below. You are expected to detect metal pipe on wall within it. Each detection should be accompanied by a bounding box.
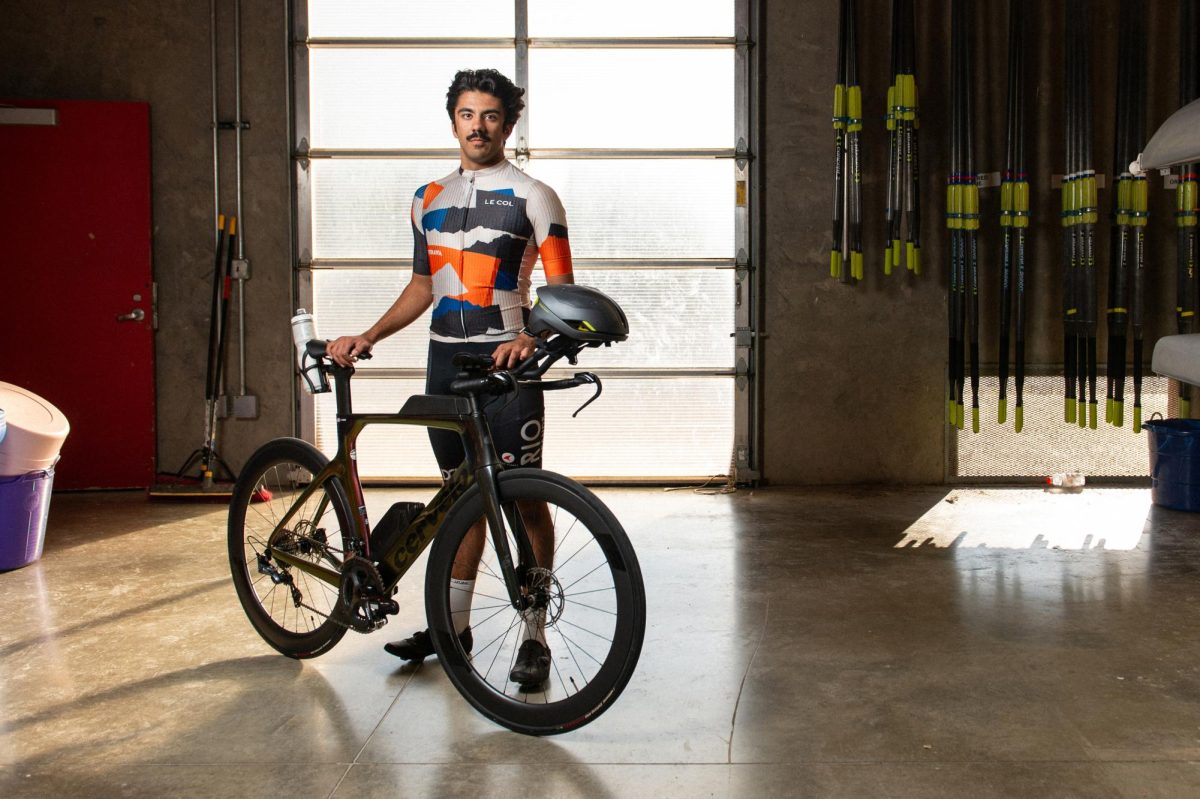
[234,0,247,396]
[210,0,221,245]
[211,0,251,404]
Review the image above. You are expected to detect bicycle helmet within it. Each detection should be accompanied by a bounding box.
[526,284,629,343]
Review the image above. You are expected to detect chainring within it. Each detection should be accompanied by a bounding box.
[338,556,390,633]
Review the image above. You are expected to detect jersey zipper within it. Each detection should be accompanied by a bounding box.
[461,170,475,342]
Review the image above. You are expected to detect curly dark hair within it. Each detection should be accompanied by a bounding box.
[445,68,526,127]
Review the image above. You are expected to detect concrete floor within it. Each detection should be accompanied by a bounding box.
[1,485,1198,798]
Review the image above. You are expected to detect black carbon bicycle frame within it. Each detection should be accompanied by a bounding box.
[263,362,535,608]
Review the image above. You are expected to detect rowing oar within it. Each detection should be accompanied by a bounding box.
[1080,0,1099,430]
[1106,3,1128,427]
[886,0,921,276]
[947,0,976,430]
[847,0,864,283]
[1129,1,1150,432]
[831,0,849,281]
[831,0,864,284]
[885,0,900,275]
[962,0,981,433]
[1062,0,1089,427]
[1107,0,1147,429]
[1176,0,1198,418]
[902,0,921,275]
[947,0,962,428]
[999,0,1029,430]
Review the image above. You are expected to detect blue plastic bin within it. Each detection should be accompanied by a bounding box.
[1145,419,1200,512]
[0,468,55,570]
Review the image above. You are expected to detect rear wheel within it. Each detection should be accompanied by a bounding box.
[425,469,645,735]
[228,438,352,658]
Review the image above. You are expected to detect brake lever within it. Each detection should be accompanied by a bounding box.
[572,373,602,418]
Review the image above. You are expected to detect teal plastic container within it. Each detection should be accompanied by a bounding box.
[1145,419,1200,512]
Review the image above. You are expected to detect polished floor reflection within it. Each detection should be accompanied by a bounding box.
[1,486,1198,797]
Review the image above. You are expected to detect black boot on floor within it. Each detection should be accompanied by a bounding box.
[509,639,551,687]
[384,627,472,662]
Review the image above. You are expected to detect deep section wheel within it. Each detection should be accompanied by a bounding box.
[228,437,352,658]
[425,469,645,735]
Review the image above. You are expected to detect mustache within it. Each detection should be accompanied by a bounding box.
[467,133,491,142]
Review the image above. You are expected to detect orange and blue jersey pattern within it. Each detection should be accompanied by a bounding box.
[412,159,573,342]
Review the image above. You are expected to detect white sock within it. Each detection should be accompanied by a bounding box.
[449,578,475,634]
[521,606,547,647]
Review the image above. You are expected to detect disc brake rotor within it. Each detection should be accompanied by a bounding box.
[526,566,565,626]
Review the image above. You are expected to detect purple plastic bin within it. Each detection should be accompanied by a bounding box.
[0,468,55,570]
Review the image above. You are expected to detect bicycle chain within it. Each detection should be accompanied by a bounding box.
[297,597,351,629]
[292,556,391,632]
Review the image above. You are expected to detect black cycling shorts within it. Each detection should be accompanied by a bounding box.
[425,339,545,480]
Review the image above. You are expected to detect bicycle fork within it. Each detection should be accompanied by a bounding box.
[464,403,538,612]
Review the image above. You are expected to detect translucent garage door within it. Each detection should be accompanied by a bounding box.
[294,0,747,480]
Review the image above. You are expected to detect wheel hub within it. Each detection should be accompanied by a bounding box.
[526,566,565,626]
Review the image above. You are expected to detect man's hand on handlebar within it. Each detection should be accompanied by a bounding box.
[327,334,375,367]
[490,332,540,370]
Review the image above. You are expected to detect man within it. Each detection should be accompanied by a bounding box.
[327,68,573,686]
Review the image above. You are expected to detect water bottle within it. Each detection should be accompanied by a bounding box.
[1046,471,1085,493]
[290,309,328,394]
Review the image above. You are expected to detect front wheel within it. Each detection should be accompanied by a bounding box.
[425,469,646,735]
[228,437,352,659]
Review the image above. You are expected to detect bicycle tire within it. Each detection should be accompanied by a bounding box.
[425,469,645,735]
[228,437,352,658]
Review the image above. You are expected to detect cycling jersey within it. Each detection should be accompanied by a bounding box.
[412,159,573,343]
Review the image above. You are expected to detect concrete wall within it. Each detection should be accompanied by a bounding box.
[0,0,294,479]
[0,1,1190,485]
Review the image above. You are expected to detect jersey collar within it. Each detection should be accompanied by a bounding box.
[458,158,510,179]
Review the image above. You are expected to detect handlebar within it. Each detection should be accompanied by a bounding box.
[305,339,372,362]
[302,334,601,412]
[445,338,603,415]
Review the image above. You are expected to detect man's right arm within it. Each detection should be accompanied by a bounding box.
[327,274,433,366]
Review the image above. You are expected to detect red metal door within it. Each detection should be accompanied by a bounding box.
[0,100,155,489]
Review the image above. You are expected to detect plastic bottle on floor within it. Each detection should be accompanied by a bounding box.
[1046,471,1086,493]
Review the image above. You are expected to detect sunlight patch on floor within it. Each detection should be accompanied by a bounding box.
[896,488,1153,551]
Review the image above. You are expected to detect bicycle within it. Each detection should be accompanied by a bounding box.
[227,285,646,735]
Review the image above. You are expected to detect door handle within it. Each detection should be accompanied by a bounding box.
[116,308,145,322]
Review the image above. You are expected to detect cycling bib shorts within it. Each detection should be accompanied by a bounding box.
[426,340,544,479]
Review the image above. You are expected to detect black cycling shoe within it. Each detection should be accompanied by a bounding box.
[509,639,551,687]
[384,627,472,661]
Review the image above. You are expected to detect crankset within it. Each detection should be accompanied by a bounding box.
[338,556,399,633]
